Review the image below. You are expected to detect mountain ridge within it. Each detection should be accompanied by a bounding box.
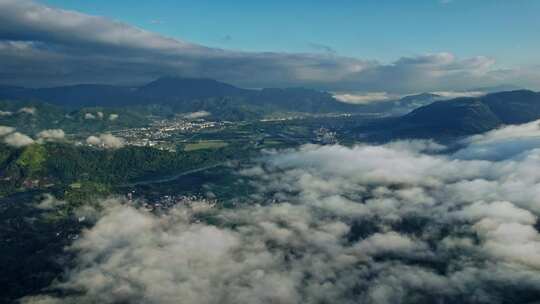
[361,89,540,140]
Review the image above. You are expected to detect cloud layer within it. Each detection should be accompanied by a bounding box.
[0,0,538,93]
[454,119,540,160]
[21,122,540,304]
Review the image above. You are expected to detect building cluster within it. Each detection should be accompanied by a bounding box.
[127,191,218,212]
[112,117,229,151]
[314,127,338,145]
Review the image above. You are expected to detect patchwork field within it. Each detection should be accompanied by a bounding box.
[183,140,229,151]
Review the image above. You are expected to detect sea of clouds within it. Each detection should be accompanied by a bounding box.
[22,120,540,304]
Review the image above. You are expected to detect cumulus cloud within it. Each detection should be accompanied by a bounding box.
[37,129,65,141]
[4,131,34,147]
[36,194,67,210]
[86,133,125,149]
[0,0,537,93]
[0,125,15,136]
[18,107,36,115]
[84,113,96,120]
[184,111,211,119]
[22,121,540,304]
[108,113,119,121]
[85,135,100,146]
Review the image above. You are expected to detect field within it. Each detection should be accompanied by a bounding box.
[183,140,229,151]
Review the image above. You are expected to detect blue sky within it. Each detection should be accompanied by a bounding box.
[1,0,539,92]
[41,0,540,66]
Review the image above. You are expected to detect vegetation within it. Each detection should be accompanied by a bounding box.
[0,100,150,135]
[0,77,369,121]
[3,85,540,303]
[16,144,47,176]
[0,141,254,199]
[184,140,228,151]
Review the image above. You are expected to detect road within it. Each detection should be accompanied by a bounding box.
[119,162,227,187]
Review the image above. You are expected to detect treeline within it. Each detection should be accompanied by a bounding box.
[46,143,238,183]
[0,99,150,135]
[0,142,243,197]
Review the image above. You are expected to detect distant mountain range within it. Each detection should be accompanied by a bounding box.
[2,78,539,141]
[361,90,540,140]
[0,77,363,117]
[0,77,458,119]
[357,93,443,116]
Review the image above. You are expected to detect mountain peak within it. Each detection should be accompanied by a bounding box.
[138,77,247,99]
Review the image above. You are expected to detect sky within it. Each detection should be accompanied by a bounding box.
[40,0,540,66]
[1,0,539,94]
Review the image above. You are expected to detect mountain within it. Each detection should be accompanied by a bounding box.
[137,77,249,100]
[358,93,442,115]
[481,90,540,124]
[360,90,540,140]
[0,77,363,118]
[0,100,150,135]
[400,97,501,136]
[0,84,135,108]
[472,84,522,93]
[252,87,360,113]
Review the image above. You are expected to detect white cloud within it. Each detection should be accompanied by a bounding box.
[467,119,540,144]
[333,92,393,104]
[23,120,540,303]
[354,232,428,257]
[0,1,537,93]
[85,135,100,146]
[431,91,485,98]
[86,133,125,149]
[0,125,15,136]
[84,113,96,120]
[37,129,65,141]
[454,119,540,160]
[4,131,34,147]
[18,107,36,115]
[36,194,67,210]
[108,113,119,121]
[184,111,211,119]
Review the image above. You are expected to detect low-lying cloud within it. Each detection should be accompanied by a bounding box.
[3,131,34,147]
[37,128,65,141]
[0,125,15,136]
[84,113,96,120]
[184,111,211,119]
[86,133,125,149]
[432,90,485,99]
[17,106,36,115]
[454,119,540,160]
[333,92,394,104]
[22,121,540,304]
[1,126,65,147]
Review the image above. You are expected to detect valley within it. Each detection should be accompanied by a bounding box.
[1,78,540,303]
